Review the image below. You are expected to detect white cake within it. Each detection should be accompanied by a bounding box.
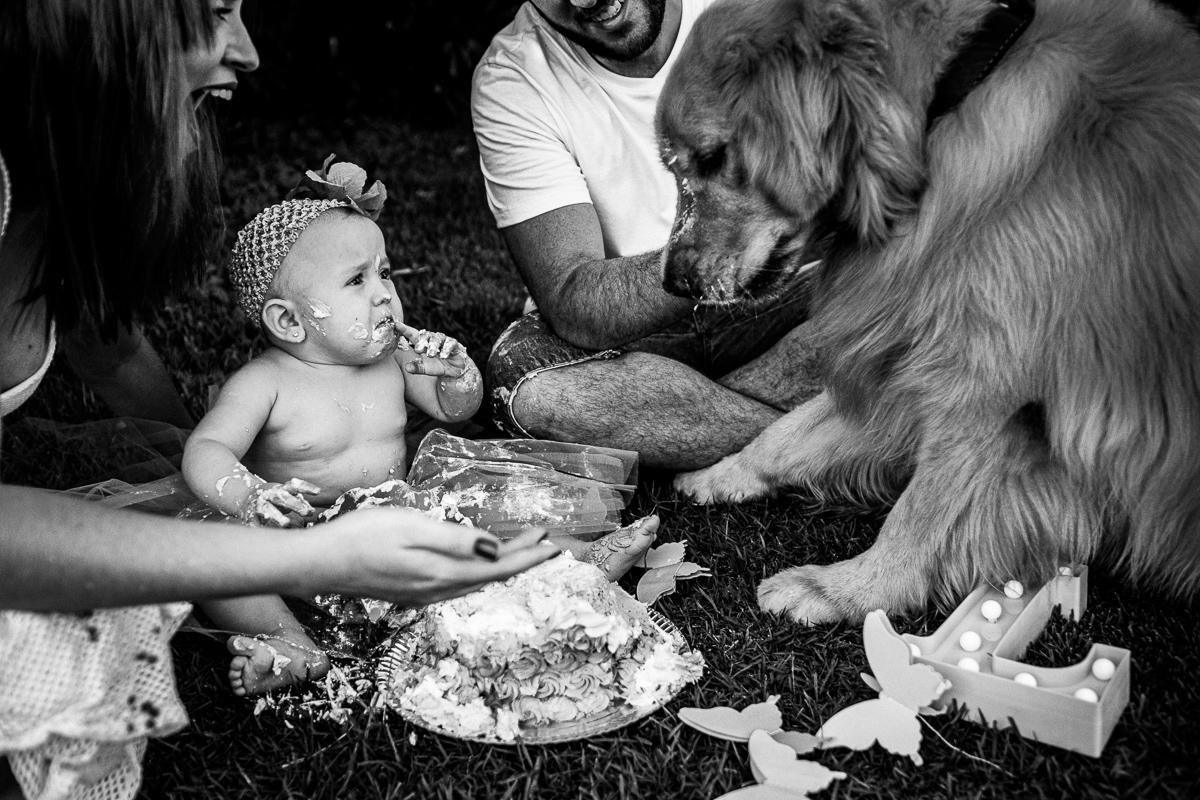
[386,553,704,740]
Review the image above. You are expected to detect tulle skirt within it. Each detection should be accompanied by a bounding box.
[62,423,640,540]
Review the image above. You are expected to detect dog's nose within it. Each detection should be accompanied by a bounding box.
[662,273,699,298]
[662,253,703,299]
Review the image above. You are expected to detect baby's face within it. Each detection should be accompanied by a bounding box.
[279,213,403,364]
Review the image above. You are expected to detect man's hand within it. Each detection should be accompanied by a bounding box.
[500,205,692,349]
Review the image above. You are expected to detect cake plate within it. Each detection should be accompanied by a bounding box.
[375,604,693,745]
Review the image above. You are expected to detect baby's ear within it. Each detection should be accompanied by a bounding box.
[262,298,305,344]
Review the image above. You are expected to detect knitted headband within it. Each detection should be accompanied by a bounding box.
[228,154,387,319]
[228,198,346,319]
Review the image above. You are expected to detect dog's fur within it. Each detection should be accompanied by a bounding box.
[657,0,1200,623]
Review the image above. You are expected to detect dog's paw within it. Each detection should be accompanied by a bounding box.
[757,567,855,626]
[673,457,770,505]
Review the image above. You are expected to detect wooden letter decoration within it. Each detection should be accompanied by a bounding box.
[884,566,1130,757]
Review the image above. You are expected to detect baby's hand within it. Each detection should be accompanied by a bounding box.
[396,323,468,377]
[243,478,321,527]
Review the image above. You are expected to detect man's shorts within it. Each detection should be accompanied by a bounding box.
[487,280,813,438]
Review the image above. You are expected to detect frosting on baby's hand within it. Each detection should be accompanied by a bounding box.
[396,322,469,378]
[242,478,321,527]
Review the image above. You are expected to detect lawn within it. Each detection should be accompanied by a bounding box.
[4,115,1198,799]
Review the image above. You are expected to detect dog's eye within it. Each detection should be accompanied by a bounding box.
[694,145,726,178]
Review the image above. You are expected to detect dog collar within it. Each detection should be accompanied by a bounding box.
[927,0,1036,126]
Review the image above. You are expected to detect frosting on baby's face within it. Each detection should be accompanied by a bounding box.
[275,212,404,365]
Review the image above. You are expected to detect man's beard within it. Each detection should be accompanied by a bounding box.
[547,0,668,63]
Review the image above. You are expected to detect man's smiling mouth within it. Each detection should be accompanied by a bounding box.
[585,0,623,23]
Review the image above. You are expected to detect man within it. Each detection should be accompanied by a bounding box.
[472,0,820,470]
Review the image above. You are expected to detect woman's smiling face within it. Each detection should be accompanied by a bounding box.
[279,213,403,365]
[184,0,260,107]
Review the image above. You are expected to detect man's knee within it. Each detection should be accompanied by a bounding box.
[486,312,618,438]
[507,371,554,438]
[495,357,618,440]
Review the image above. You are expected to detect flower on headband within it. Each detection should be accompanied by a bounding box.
[286,153,387,220]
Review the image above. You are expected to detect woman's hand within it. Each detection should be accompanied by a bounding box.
[0,484,553,612]
[316,508,558,607]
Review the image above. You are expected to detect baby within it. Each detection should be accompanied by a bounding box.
[182,160,657,697]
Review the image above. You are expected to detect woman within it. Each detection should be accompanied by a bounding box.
[0,2,554,798]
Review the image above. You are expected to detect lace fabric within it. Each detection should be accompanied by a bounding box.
[0,603,191,800]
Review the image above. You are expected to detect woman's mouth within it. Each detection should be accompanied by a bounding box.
[192,84,237,108]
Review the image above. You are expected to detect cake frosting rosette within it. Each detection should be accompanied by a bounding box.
[381,552,704,741]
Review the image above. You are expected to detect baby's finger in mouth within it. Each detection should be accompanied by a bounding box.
[394,321,422,342]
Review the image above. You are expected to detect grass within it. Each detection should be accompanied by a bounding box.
[4,115,1199,799]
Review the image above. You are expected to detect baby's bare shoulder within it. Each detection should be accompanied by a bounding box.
[223,350,289,392]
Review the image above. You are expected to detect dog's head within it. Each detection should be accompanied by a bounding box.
[657,0,925,303]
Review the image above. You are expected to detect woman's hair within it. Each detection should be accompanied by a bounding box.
[0,0,221,335]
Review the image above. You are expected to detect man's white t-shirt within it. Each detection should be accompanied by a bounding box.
[471,0,714,259]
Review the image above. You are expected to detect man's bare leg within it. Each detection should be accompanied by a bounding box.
[510,351,782,470]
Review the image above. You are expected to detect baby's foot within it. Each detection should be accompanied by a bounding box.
[226,634,331,697]
[583,515,659,581]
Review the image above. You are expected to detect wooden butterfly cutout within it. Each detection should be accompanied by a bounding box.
[679,699,846,799]
[678,695,784,741]
[711,730,847,799]
[815,610,951,765]
[636,540,711,604]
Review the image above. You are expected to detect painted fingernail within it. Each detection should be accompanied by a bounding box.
[474,538,499,561]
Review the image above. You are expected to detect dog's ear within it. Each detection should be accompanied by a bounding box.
[732,0,925,245]
[829,38,925,242]
[820,2,925,243]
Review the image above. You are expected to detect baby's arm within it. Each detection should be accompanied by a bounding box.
[182,362,318,526]
[394,324,483,423]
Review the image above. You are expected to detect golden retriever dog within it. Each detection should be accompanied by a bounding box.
[658,0,1200,624]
